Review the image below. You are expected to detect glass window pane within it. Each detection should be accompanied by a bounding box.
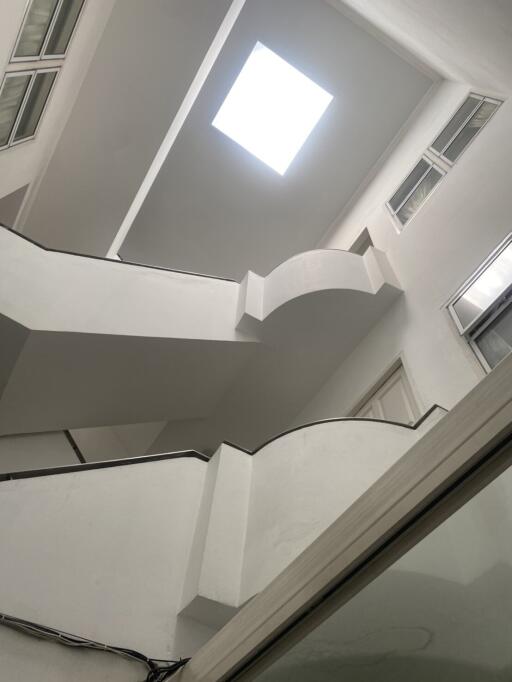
[255,464,512,681]
[444,101,499,163]
[431,96,481,154]
[44,0,85,56]
[389,159,430,212]
[13,71,57,142]
[396,167,443,225]
[14,0,60,59]
[0,74,32,147]
[475,303,512,369]
[453,243,512,330]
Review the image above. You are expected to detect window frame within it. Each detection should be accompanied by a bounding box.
[0,67,59,151]
[447,233,512,373]
[10,0,86,63]
[428,92,502,167]
[386,154,446,230]
[447,233,512,336]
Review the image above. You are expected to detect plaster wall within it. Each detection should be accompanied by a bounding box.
[0,0,115,212]
[295,79,512,425]
[0,459,210,681]
[0,431,76,473]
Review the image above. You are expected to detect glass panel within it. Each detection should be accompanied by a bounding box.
[475,303,512,369]
[444,101,499,163]
[13,71,57,141]
[396,167,443,225]
[44,0,85,56]
[0,74,32,147]
[431,96,481,154]
[14,0,60,59]
[388,159,430,212]
[453,242,512,330]
[256,464,512,681]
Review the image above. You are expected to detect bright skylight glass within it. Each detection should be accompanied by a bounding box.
[212,42,333,175]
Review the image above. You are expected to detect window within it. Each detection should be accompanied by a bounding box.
[0,0,85,152]
[0,69,58,150]
[212,42,333,175]
[12,0,86,61]
[387,156,444,227]
[430,93,501,165]
[352,362,420,425]
[448,234,512,371]
[387,93,501,230]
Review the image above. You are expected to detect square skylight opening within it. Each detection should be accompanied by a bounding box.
[212,42,333,175]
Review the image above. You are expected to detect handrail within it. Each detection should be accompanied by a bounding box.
[0,223,237,283]
[0,407,443,483]
[0,449,208,483]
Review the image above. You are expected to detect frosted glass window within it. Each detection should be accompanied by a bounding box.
[388,159,430,212]
[44,0,85,56]
[14,71,57,141]
[0,74,32,146]
[475,304,512,369]
[14,0,59,59]
[444,101,499,163]
[212,42,333,174]
[452,242,512,331]
[431,96,481,154]
[395,166,443,226]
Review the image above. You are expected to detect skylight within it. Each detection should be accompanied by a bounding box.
[212,42,333,175]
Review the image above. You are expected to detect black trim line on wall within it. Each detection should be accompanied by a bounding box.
[0,450,208,483]
[64,430,86,463]
[0,223,236,283]
[223,404,446,456]
[0,407,444,483]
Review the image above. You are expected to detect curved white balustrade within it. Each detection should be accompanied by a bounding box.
[0,227,402,436]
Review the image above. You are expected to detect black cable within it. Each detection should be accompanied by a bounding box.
[0,611,190,681]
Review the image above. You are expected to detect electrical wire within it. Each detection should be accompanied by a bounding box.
[0,611,189,681]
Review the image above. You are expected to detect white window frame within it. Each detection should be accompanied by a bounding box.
[386,155,446,230]
[10,0,86,63]
[428,92,502,167]
[0,68,59,151]
[447,233,512,372]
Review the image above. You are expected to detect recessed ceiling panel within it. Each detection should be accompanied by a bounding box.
[122,0,433,280]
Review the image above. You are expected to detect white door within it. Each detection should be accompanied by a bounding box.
[354,365,420,425]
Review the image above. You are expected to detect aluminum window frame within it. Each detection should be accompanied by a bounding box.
[0,70,35,151]
[10,0,86,63]
[386,155,446,230]
[447,232,512,336]
[428,92,502,167]
[0,67,59,151]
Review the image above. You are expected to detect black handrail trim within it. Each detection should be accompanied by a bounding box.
[0,223,236,283]
[0,450,208,482]
[223,404,445,455]
[0,408,444,482]
[64,430,86,463]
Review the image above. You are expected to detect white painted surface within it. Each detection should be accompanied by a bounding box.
[241,420,420,599]
[296,79,512,426]
[354,364,420,424]
[0,417,435,678]
[0,459,208,672]
[0,0,115,221]
[0,431,76,473]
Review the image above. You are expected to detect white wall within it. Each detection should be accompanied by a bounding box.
[0,0,115,212]
[295,79,512,424]
[0,431,76,473]
[0,458,210,681]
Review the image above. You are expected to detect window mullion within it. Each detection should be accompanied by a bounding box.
[432,97,483,157]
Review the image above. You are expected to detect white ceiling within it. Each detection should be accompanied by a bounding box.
[120,0,432,279]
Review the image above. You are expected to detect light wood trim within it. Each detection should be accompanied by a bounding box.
[177,354,512,682]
